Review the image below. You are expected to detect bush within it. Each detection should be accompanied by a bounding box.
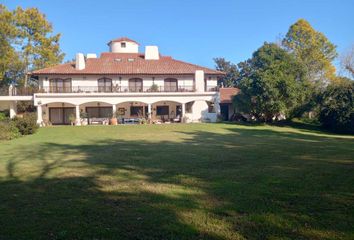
[0,111,9,121]
[319,82,354,134]
[0,120,20,141]
[13,112,39,135]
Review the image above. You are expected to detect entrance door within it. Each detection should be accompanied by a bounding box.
[49,107,75,125]
[220,104,229,121]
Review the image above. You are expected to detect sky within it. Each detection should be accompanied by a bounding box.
[3,0,354,71]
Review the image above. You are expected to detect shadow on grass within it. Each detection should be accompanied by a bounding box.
[1,125,353,239]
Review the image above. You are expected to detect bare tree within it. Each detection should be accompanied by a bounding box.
[341,45,354,78]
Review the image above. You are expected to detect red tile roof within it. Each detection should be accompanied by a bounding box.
[107,37,139,45]
[220,88,240,104]
[31,53,224,76]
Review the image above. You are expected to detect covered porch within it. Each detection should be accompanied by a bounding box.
[38,100,188,125]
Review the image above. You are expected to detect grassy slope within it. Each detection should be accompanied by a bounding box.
[0,123,353,240]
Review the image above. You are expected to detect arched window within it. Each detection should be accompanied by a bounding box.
[98,77,112,92]
[49,78,72,93]
[129,78,143,92]
[164,78,178,92]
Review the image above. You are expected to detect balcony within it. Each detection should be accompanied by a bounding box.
[42,85,196,93]
[0,85,219,96]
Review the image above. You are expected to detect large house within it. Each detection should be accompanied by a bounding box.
[0,37,237,125]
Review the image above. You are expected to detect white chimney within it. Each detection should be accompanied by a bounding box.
[195,70,205,92]
[87,53,97,59]
[75,53,85,70]
[145,46,159,60]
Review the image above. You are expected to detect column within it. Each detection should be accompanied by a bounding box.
[181,103,186,123]
[9,101,17,119]
[147,104,152,121]
[37,104,43,126]
[75,105,81,126]
[112,104,117,116]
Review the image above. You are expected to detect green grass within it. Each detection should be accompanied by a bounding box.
[0,123,353,240]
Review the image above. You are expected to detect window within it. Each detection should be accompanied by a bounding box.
[185,102,194,113]
[156,106,169,116]
[121,42,126,48]
[49,107,75,125]
[130,106,143,117]
[164,78,178,92]
[49,78,72,93]
[86,107,112,118]
[98,77,112,92]
[129,78,143,92]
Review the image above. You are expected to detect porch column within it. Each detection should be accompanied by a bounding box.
[112,104,117,116]
[36,104,43,126]
[147,104,152,120]
[9,101,17,119]
[181,103,186,116]
[75,105,81,126]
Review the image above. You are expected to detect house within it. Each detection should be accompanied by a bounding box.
[0,37,238,125]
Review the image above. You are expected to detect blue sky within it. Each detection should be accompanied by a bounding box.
[3,0,354,70]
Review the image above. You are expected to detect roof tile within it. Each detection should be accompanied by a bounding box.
[31,53,224,76]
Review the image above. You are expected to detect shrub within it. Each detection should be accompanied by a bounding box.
[319,82,354,133]
[0,111,9,121]
[13,112,39,135]
[0,120,20,141]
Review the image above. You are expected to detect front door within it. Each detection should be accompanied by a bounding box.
[220,104,229,121]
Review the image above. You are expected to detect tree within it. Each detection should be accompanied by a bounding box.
[341,45,354,79]
[282,19,337,87]
[0,4,23,86]
[0,5,64,86]
[13,7,64,86]
[319,81,354,133]
[234,42,309,122]
[214,58,239,87]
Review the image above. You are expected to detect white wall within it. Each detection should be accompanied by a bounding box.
[40,75,197,91]
[109,41,139,53]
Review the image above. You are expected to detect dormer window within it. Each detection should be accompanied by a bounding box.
[121,42,126,48]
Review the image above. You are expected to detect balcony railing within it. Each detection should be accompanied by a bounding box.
[41,85,196,93]
[0,85,219,96]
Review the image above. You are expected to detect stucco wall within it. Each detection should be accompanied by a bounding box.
[39,74,217,91]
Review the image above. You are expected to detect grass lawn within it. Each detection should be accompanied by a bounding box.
[0,123,353,240]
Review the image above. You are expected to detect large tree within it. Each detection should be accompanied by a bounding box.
[341,45,354,79]
[0,4,64,86]
[234,42,309,122]
[282,19,337,87]
[0,5,23,85]
[319,80,354,133]
[214,58,239,87]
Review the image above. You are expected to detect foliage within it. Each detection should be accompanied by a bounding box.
[13,112,38,135]
[319,81,354,133]
[0,5,24,85]
[149,83,159,92]
[282,19,337,87]
[234,42,309,122]
[0,120,20,140]
[0,4,64,86]
[0,111,8,121]
[16,101,35,113]
[340,45,354,79]
[214,58,239,87]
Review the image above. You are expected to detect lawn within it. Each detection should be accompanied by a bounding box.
[0,123,353,240]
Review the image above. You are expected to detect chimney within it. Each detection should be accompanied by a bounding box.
[87,53,97,59]
[195,70,205,92]
[145,46,159,60]
[75,53,85,70]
